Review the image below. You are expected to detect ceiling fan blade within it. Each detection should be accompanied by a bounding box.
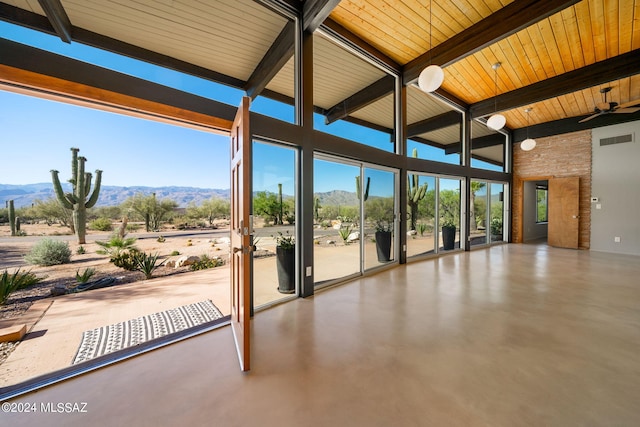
[613,107,640,114]
[579,112,603,123]
[616,100,640,109]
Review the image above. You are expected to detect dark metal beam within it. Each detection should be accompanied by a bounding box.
[445,134,505,155]
[37,0,72,43]
[512,110,640,141]
[0,38,237,123]
[303,0,340,32]
[403,0,581,83]
[244,20,295,99]
[470,48,640,118]
[324,75,395,124]
[407,111,461,138]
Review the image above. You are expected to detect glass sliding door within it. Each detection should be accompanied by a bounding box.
[252,141,297,308]
[470,180,488,247]
[313,157,361,285]
[406,173,436,258]
[490,183,505,242]
[438,178,462,252]
[363,167,396,271]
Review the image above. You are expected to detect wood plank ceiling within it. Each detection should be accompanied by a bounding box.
[1,0,639,141]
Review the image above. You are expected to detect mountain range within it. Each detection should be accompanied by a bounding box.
[1,183,362,209]
[0,183,229,208]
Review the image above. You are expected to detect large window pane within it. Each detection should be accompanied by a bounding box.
[470,180,488,246]
[471,121,506,172]
[406,85,462,165]
[363,167,396,270]
[252,142,297,307]
[491,183,505,242]
[406,173,436,257]
[313,33,395,152]
[439,178,462,252]
[314,158,360,285]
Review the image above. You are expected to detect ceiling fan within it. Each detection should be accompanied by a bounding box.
[579,87,640,123]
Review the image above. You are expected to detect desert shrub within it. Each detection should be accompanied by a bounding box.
[190,254,225,271]
[111,249,144,271]
[96,234,138,256]
[24,238,71,266]
[126,223,142,232]
[170,250,180,256]
[416,222,427,237]
[136,252,163,279]
[76,267,96,284]
[338,225,352,244]
[76,245,86,255]
[1,269,43,304]
[157,235,166,243]
[90,217,113,231]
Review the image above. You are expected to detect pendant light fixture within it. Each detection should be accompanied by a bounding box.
[418,0,444,93]
[520,107,536,151]
[486,62,506,130]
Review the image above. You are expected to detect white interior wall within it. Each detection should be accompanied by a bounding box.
[590,120,640,255]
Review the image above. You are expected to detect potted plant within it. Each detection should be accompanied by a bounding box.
[441,219,456,250]
[374,219,393,262]
[273,231,295,294]
[490,217,503,241]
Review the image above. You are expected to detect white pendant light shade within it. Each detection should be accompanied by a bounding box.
[487,113,506,130]
[521,138,536,151]
[418,65,444,93]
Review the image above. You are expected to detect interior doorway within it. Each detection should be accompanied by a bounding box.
[518,177,581,248]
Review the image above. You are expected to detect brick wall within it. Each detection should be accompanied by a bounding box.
[512,130,591,249]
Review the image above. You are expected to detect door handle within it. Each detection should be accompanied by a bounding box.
[232,246,255,254]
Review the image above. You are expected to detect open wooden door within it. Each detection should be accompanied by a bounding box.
[548,177,580,249]
[230,97,252,371]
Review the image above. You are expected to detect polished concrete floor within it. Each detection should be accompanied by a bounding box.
[4,243,640,426]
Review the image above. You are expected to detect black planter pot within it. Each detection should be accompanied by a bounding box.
[276,246,295,294]
[442,226,456,250]
[375,231,392,262]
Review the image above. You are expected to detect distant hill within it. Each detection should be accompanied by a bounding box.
[0,183,229,208]
[2,184,367,209]
[315,190,359,207]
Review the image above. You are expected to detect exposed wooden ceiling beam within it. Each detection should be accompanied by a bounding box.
[37,0,71,43]
[303,0,341,32]
[324,75,395,124]
[403,0,581,83]
[244,20,295,99]
[471,49,640,118]
[407,111,461,138]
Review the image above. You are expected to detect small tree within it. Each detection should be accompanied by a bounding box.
[123,193,177,232]
[186,197,230,226]
[253,191,280,225]
[30,198,75,231]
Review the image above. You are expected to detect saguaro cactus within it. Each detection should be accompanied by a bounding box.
[355,176,370,201]
[8,200,16,236]
[408,148,428,231]
[51,147,102,244]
